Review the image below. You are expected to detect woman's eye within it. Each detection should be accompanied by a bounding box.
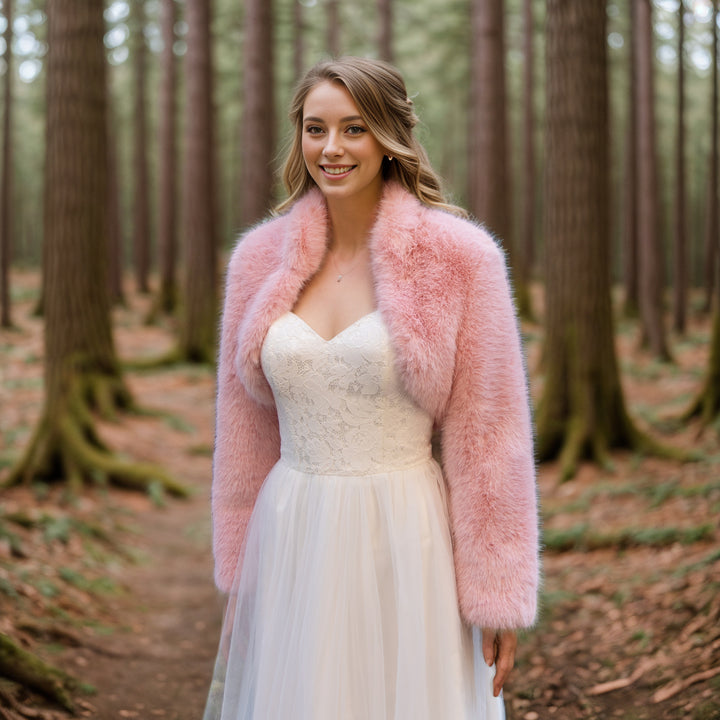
[346,125,366,135]
[305,125,323,135]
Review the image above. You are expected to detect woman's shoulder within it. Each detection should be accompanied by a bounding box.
[227,213,289,272]
[418,202,506,271]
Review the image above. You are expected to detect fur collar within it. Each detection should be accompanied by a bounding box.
[234,182,490,420]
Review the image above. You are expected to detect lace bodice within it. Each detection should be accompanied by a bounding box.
[260,311,433,475]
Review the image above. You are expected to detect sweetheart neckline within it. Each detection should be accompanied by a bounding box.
[287,310,380,343]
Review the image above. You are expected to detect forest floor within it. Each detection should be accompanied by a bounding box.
[0,270,719,720]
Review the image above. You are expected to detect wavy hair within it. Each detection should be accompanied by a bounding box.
[276,57,466,217]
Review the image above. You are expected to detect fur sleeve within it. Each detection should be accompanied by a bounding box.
[211,236,280,593]
[440,237,539,629]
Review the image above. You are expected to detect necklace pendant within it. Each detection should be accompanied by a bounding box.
[336,274,343,282]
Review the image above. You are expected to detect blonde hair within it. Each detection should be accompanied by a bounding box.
[276,57,466,217]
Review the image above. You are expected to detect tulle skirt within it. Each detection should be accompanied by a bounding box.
[203,457,505,720]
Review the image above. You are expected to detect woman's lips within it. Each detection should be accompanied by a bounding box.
[320,165,356,178]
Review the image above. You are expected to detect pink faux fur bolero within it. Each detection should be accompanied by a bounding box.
[212,181,539,629]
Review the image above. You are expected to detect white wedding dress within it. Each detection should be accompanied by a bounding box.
[203,310,505,720]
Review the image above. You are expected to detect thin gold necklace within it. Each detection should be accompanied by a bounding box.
[330,247,366,283]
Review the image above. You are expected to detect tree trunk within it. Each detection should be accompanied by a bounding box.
[623,1,639,316]
[686,0,720,424]
[635,0,671,360]
[518,0,535,319]
[673,0,687,334]
[293,0,305,83]
[107,88,125,305]
[702,0,719,312]
[327,0,340,58]
[4,0,186,498]
[0,0,13,329]
[239,0,275,227]
[131,0,151,294]
[468,0,528,312]
[378,0,393,63]
[178,0,217,363]
[536,0,671,482]
[156,0,178,315]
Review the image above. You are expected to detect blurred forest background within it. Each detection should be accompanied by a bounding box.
[0,0,719,718]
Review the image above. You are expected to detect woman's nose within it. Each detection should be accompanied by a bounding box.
[322,130,344,157]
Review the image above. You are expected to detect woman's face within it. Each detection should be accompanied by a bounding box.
[301,81,385,207]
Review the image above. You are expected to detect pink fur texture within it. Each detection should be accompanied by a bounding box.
[212,182,539,629]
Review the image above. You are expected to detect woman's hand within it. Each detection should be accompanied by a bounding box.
[481,628,517,697]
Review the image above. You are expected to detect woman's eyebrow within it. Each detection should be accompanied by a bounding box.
[303,115,364,124]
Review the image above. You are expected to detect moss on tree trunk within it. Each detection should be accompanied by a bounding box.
[0,632,78,711]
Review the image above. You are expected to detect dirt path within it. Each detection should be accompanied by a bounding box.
[68,489,222,720]
[62,364,224,719]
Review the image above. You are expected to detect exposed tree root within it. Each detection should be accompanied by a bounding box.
[537,403,697,483]
[683,307,720,429]
[17,619,128,659]
[0,633,77,712]
[122,347,184,371]
[2,372,189,497]
[122,345,215,371]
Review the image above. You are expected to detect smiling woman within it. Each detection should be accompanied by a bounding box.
[202,56,539,720]
[300,81,385,216]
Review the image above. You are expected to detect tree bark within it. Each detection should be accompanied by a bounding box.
[107,88,125,305]
[4,0,186,498]
[635,0,671,360]
[178,0,217,363]
[536,0,670,482]
[623,1,639,316]
[686,0,720,424]
[327,0,340,57]
[131,0,151,294]
[293,0,305,83]
[378,0,393,63]
[156,0,178,315]
[468,0,528,312]
[0,0,13,328]
[703,0,719,312]
[673,0,687,334]
[239,0,275,227]
[518,0,535,319]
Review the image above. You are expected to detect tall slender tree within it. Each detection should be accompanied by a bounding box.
[703,0,719,312]
[156,0,178,315]
[0,0,13,328]
[131,0,151,293]
[378,0,393,63]
[623,1,639,316]
[4,0,183,496]
[518,0,535,319]
[327,0,340,57]
[686,0,720,425]
[178,0,217,363]
[293,0,305,82]
[239,0,275,227]
[673,0,688,333]
[106,88,125,305]
[536,0,669,481]
[635,0,670,360]
[468,0,528,312]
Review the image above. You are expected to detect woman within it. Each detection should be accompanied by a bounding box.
[204,57,539,720]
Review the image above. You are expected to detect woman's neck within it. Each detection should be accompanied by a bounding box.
[326,190,382,255]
